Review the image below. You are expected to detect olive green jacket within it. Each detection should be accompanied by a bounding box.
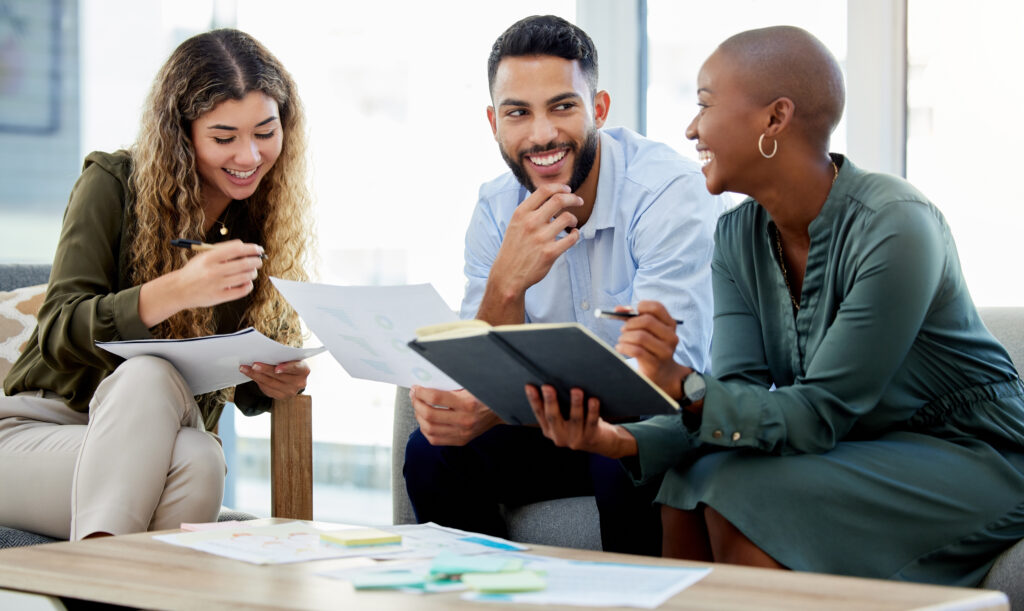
[3,150,270,429]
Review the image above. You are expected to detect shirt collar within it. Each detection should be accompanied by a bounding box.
[579,129,619,239]
[762,153,855,239]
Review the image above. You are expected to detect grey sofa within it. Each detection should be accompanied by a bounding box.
[0,264,51,292]
[0,265,55,547]
[392,307,1024,606]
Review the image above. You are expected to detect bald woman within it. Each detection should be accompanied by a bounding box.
[525,26,1024,586]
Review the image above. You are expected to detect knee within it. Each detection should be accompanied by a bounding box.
[403,429,440,487]
[112,355,181,385]
[171,429,226,497]
[403,428,470,500]
[102,356,189,401]
[93,356,192,418]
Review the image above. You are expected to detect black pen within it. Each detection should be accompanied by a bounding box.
[594,308,684,325]
[170,238,268,260]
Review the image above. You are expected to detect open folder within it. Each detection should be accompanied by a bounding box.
[407,320,680,425]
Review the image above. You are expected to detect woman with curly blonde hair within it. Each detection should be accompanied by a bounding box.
[0,28,313,540]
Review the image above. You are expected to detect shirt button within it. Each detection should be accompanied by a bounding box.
[581,300,590,311]
[712,430,723,439]
[731,432,741,441]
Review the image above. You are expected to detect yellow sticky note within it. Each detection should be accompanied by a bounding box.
[320,528,401,547]
[461,570,546,593]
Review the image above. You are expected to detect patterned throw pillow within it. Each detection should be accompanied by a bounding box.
[0,284,46,385]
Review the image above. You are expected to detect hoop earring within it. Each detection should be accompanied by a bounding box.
[758,133,778,159]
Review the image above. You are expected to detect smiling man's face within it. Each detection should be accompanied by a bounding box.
[487,55,603,193]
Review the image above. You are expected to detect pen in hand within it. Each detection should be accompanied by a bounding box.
[170,238,268,260]
[595,308,684,325]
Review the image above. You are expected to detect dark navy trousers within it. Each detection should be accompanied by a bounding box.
[403,424,663,556]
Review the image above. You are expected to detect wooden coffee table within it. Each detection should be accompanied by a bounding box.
[0,520,1008,610]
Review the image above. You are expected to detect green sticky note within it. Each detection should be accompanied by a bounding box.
[350,570,426,590]
[430,551,523,576]
[461,570,546,593]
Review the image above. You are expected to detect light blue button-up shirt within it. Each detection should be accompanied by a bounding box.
[460,127,728,372]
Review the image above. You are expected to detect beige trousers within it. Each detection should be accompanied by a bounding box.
[0,356,225,540]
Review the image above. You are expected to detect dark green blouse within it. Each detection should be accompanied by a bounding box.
[621,156,1024,584]
[627,155,1024,473]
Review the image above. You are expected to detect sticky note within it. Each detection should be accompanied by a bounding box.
[461,570,546,593]
[430,551,523,576]
[350,570,426,590]
[320,528,401,547]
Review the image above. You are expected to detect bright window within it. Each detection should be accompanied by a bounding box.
[645,1,847,203]
[16,0,574,525]
[906,1,1024,306]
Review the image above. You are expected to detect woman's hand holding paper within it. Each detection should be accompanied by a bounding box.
[240,359,309,399]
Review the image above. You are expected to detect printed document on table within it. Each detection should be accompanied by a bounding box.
[462,553,711,608]
[154,521,526,565]
[97,328,326,395]
[154,521,386,564]
[271,277,460,390]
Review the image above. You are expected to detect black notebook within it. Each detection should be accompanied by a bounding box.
[407,320,679,425]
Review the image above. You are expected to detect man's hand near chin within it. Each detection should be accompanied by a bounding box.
[410,386,506,446]
[475,183,583,326]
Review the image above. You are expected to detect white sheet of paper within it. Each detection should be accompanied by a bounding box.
[462,553,711,608]
[154,521,525,565]
[96,327,326,395]
[270,277,460,390]
[153,522,388,565]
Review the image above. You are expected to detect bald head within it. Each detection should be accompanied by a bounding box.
[716,26,845,147]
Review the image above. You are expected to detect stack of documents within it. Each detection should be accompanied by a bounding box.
[97,328,326,395]
[153,521,524,565]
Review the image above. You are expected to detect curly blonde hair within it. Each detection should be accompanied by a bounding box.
[129,29,313,409]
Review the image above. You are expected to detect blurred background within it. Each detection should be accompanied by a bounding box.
[2,0,1021,524]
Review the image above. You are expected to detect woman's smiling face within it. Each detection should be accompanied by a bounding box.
[191,90,283,209]
[685,50,766,196]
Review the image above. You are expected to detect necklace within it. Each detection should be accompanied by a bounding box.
[214,218,228,236]
[775,161,838,313]
[775,228,800,311]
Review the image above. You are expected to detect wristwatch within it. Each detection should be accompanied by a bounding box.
[679,371,706,407]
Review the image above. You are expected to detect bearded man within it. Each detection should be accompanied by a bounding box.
[402,14,727,556]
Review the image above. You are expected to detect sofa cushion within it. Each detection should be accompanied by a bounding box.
[0,526,57,548]
[504,496,602,551]
[0,284,46,384]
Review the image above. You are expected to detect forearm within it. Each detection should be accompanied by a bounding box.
[602,424,639,459]
[138,270,189,328]
[474,275,526,325]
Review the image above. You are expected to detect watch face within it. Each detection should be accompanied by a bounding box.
[684,373,706,402]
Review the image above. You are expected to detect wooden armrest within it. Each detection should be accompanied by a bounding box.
[269,394,313,519]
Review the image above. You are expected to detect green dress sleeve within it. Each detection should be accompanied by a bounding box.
[35,158,152,373]
[701,201,948,455]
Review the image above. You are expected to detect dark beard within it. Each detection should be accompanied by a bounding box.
[500,128,599,193]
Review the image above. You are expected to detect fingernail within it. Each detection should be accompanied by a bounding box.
[252,363,262,371]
